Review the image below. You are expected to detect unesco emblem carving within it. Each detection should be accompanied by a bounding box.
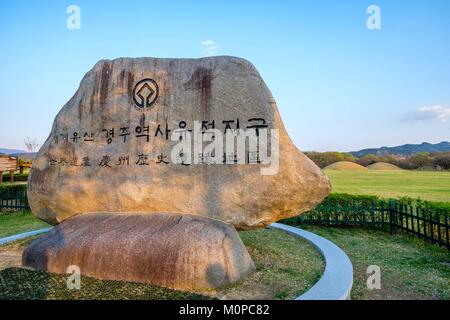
[132,78,159,110]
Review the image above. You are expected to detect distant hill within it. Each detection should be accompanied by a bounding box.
[11,152,36,160]
[0,148,27,155]
[351,141,450,158]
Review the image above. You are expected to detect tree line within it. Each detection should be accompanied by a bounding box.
[304,151,450,170]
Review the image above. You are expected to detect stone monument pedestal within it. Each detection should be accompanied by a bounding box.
[22,212,255,291]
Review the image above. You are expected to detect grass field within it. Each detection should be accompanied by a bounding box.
[0,211,50,238]
[324,169,450,202]
[302,225,450,300]
[0,267,211,300]
[216,228,323,299]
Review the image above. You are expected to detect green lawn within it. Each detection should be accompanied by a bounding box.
[0,211,50,238]
[325,169,450,202]
[0,268,211,300]
[302,225,450,300]
[215,228,323,299]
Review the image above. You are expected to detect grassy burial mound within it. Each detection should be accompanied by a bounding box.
[367,162,402,171]
[323,161,368,171]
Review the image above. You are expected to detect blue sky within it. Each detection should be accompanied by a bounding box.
[0,0,449,152]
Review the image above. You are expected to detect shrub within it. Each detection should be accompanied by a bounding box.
[1,173,28,182]
[319,193,449,213]
[356,154,381,167]
[0,184,27,193]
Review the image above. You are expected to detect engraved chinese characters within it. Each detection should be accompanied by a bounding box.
[49,116,268,168]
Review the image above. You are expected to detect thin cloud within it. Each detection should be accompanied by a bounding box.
[201,40,219,56]
[402,105,450,123]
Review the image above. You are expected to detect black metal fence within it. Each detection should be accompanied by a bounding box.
[0,187,29,211]
[282,200,450,250]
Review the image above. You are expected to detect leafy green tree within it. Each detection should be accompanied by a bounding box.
[305,152,355,168]
[433,152,450,170]
[410,152,434,168]
[356,154,381,167]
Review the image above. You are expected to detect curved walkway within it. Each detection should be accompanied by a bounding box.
[269,223,353,300]
[0,228,52,246]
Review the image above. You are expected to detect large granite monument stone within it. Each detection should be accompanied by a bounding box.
[23,56,330,290]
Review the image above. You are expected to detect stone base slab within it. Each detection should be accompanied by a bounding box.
[22,212,255,291]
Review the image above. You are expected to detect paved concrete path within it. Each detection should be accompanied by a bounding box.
[0,228,52,246]
[270,223,353,300]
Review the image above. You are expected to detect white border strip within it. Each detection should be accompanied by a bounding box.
[0,228,52,246]
[269,223,353,300]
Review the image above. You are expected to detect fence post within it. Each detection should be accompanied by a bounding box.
[422,207,427,241]
[445,212,449,249]
[389,200,396,235]
[437,211,442,247]
[429,209,435,244]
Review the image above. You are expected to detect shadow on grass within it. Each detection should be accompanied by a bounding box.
[0,268,212,300]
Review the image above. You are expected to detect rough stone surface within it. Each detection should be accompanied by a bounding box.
[28,56,331,228]
[22,212,255,290]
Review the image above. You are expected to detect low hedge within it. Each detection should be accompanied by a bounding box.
[322,193,450,214]
[1,173,28,182]
[0,184,27,193]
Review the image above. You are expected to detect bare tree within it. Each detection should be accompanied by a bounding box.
[24,137,39,153]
